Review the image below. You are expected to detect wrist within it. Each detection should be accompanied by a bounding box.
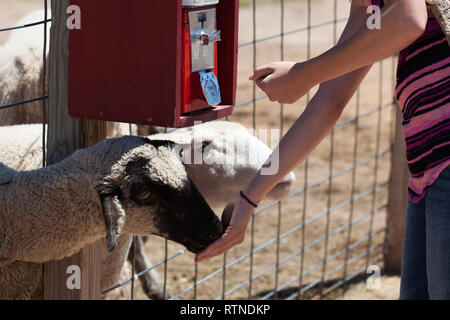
[242,188,263,207]
[239,190,258,208]
[237,196,256,212]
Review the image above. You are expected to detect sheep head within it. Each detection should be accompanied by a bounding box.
[157,121,296,209]
[96,138,223,254]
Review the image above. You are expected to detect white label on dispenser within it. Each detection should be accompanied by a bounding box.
[200,70,221,106]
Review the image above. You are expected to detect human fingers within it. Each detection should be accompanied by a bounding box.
[195,228,244,263]
[249,64,275,81]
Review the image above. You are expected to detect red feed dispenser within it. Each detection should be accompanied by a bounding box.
[68,0,239,128]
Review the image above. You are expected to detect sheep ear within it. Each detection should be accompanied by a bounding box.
[177,140,213,164]
[201,140,213,152]
[98,183,126,252]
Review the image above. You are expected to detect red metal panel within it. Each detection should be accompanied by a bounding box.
[179,105,233,127]
[68,0,182,127]
[68,0,238,128]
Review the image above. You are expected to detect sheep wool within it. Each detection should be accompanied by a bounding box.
[0,134,223,299]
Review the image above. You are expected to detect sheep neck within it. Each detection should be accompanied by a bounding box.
[0,157,105,263]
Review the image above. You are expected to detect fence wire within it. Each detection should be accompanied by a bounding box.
[118,0,396,300]
[0,0,397,300]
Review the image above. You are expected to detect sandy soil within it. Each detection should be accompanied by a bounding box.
[1,0,401,300]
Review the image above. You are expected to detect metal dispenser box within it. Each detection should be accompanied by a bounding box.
[68,0,238,127]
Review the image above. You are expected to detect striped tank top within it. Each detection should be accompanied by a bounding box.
[367,0,450,203]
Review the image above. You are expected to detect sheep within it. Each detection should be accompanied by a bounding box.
[0,122,296,299]
[0,135,223,299]
[149,121,296,208]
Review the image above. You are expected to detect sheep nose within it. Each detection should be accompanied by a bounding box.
[208,229,223,242]
[209,233,221,241]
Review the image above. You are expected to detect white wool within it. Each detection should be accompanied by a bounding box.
[0,124,44,170]
[1,10,51,60]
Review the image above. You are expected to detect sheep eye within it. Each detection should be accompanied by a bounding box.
[135,190,152,201]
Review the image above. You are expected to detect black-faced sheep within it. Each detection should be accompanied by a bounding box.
[0,122,296,299]
[0,136,223,299]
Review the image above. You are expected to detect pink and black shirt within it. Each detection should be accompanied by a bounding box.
[366,0,450,203]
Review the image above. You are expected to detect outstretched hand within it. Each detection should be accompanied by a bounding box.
[195,196,255,264]
[250,61,314,104]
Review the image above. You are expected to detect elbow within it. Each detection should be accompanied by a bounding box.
[406,14,427,42]
[388,0,428,47]
[400,5,428,45]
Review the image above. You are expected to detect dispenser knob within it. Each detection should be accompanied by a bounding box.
[200,30,221,46]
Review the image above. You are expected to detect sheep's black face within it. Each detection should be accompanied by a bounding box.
[110,140,223,254]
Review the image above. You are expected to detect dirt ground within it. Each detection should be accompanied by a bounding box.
[1,0,402,300]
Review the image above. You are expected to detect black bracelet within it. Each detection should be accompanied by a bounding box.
[240,190,258,208]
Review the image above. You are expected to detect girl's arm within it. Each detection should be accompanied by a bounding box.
[307,0,427,85]
[195,0,427,263]
[251,0,428,104]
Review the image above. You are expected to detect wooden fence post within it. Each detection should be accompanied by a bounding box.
[43,0,105,299]
[385,106,410,273]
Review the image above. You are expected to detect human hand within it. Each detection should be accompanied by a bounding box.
[250,61,314,104]
[195,195,254,263]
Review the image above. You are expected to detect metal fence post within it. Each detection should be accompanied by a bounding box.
[385,105,409,273]
[43,0,105,299]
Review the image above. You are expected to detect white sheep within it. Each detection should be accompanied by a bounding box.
[0,135,223,299]
[150,121,296,208]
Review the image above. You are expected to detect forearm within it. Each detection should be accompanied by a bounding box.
[243,0,425,204]
[301,0,427,86]
[244,66,372,204]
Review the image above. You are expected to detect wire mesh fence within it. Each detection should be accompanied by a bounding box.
[119,0,397,300]
[0,0,49,167]
[0,0,398,300]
